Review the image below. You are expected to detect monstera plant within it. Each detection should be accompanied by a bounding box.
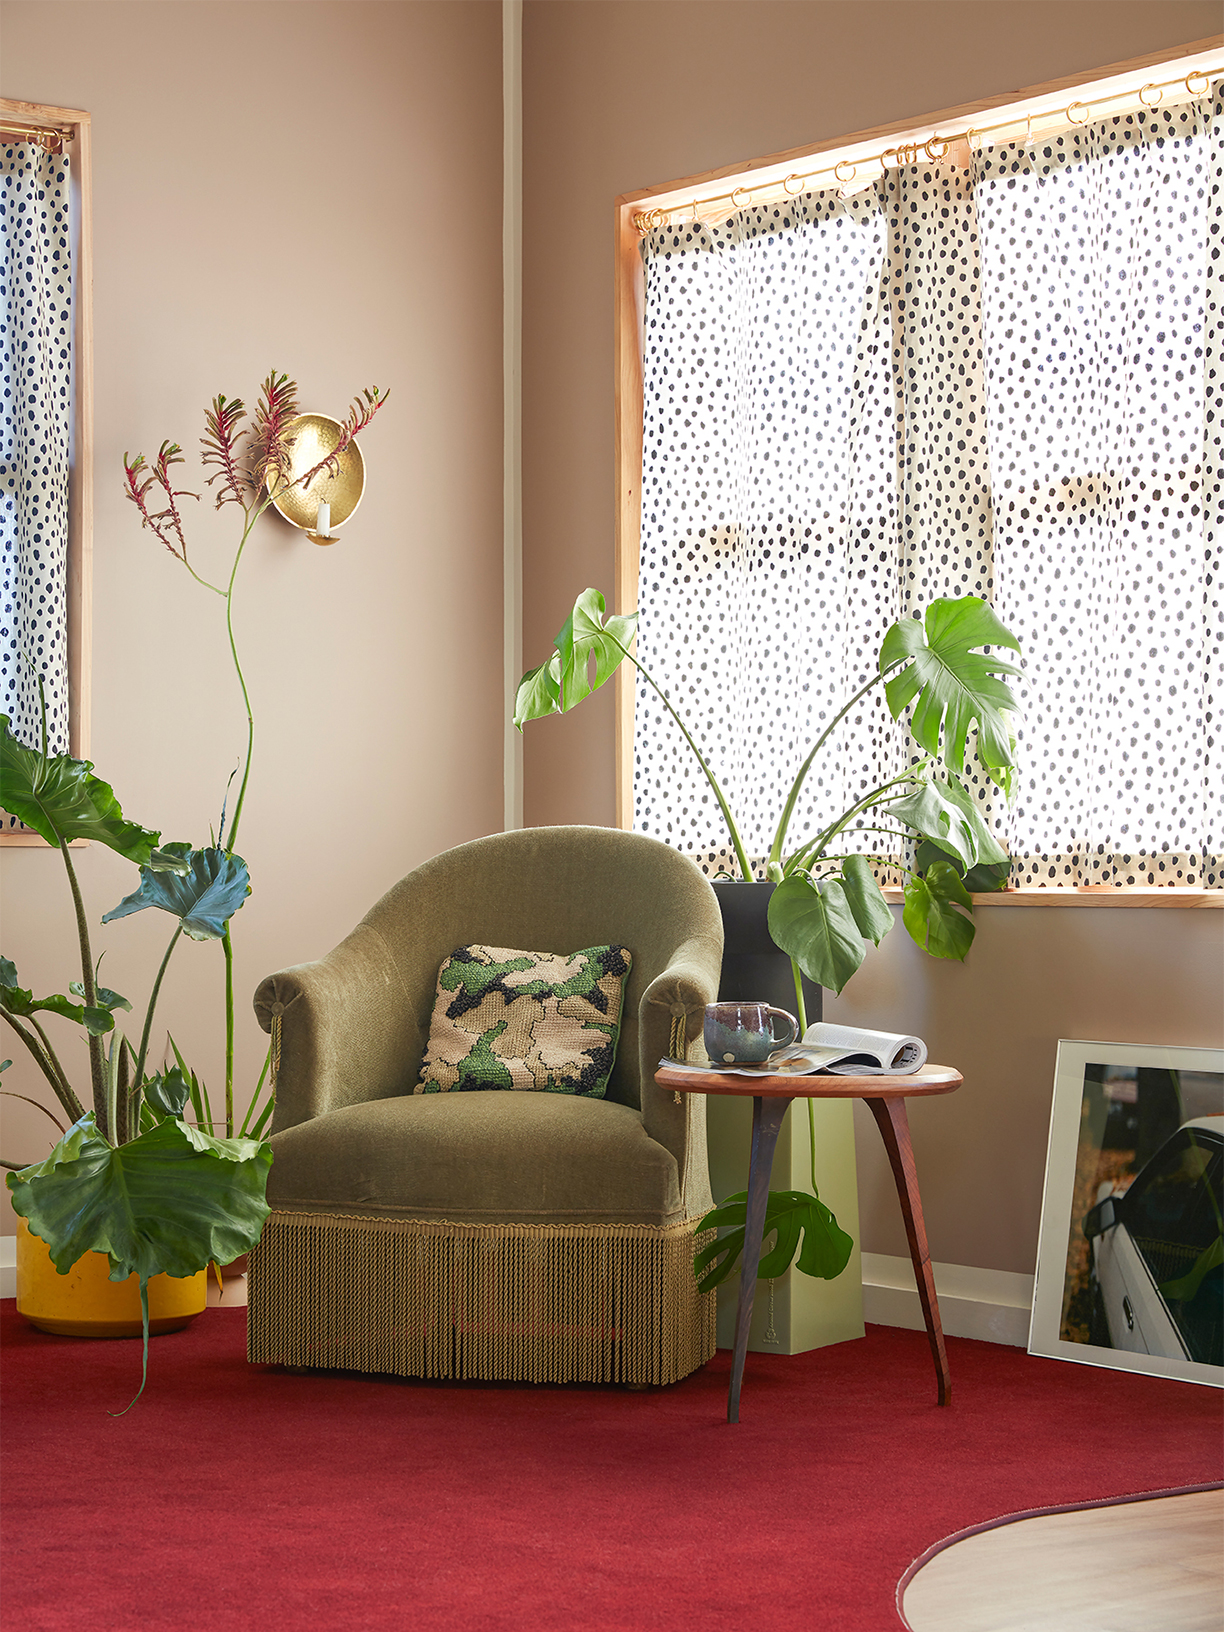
[0,710,270,1411]
[516,587,1021,1005]
[517,587,1022,1292]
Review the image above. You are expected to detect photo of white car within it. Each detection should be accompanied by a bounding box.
[1084,1116,1223,1368]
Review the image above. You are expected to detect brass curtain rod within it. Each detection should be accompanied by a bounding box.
[632,64,1219,234]
[0,119,75,154]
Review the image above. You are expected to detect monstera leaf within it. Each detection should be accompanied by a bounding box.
[694,1188,854,1291]
[0,715,187,867]
[903,859,976,960]
[514,589,638,726]
[0,958,120,1037]
[767,872,869,996]
[879,598,1021,781]
[102,845,251,941]
[6,1112,271,1283]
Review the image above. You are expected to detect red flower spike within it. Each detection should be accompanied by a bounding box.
[296,386,389,490]
[248,372,300,497]
[201,395,251,509]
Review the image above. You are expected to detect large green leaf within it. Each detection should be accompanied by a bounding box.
[102,845,251,942]
[0,716,184,865]
[882,780,979,869]
[513,653,562,729]
[0,958,115,1037]
[839,854,894,946]
[767,872,866,996]
[515,590,638,727]
[555,589,638,710]
[694,1188,854,1291]
[914,840,1010,894]
[902,859,976,961]
[878,598,1021,779]
[6,1112,271,1282]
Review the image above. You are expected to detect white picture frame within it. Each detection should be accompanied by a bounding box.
[1029,1040,1223,1388]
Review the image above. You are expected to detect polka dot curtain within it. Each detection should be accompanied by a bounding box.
[635,85,1221,889]
[0,139,73,783]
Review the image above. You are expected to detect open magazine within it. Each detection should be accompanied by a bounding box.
[664,1021,927,1077]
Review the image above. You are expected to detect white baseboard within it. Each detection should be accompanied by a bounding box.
[862,1252,1033,1347]
[0,1236,1034,1347]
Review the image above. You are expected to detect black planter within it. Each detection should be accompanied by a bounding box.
[711,880,822,1031]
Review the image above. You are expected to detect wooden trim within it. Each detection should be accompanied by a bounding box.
[616,36,1222,215]
[613,191,646,832]
[0,835,87,848]
[1,100,92,849]
[880,887,1223,909]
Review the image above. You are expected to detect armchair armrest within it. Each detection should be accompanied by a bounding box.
[254,921,424,1135]
[639,932,722,1218]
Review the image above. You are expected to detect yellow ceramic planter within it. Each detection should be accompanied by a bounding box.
[15,1217,207,1337]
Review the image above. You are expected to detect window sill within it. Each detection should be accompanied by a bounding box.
[879,886,1222,909]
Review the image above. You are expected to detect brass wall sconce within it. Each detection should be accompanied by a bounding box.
[267,413,366,545]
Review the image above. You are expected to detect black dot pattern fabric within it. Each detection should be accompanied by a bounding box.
[0,140,72,791]
[635,85,1222,890]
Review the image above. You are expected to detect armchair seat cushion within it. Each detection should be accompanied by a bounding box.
[267,1092,684,1226]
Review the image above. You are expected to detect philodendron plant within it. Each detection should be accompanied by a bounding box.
[516,588,1022,1294]
[0,710,270,1411]
[516,588,1022,1008]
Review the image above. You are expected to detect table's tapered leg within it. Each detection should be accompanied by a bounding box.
[866,1096,951,1406]
[728,1095,791,1423]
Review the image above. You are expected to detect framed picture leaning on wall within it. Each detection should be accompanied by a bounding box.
[1030,1040,1223,1388]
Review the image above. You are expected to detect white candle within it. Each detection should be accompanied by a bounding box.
[315,500,331,536]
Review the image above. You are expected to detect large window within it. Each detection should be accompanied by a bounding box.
[616,47,1223,895]
[0,100,91,839]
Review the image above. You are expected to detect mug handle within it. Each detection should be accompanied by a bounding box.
[765,1007,798,1048]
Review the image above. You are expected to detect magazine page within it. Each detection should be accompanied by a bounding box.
[801,1022,927,1074]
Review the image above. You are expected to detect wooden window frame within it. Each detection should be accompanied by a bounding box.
[612,37,1224,910]
[1,99,92,846]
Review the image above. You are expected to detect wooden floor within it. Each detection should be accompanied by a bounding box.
[902,1489,1224,1632]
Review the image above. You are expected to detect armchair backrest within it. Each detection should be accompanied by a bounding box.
[357,825,722,1109]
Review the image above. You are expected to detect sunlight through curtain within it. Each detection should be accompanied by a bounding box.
[0,138,73,758]
[634,84,1221,888]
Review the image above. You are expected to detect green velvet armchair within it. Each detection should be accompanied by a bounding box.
[246,826,723,1385]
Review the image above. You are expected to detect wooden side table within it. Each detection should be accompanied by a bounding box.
[656,1063,963,1422]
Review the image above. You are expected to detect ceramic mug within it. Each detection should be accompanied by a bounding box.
[703,1001,798,1065]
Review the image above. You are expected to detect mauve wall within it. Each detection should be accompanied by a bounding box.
[521,0,1224,1274]
[0,0,504,1222]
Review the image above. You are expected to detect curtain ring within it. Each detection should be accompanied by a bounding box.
[649,208,666,230]
[925,134,950,161]
[731,186,752,208]
[782,173,803,195]
[1066,101,1089,125]
[1185,70,1209,97]
[965,128,982,154]
[834,161,856,183]
[691,199,701,223]
[1138,83,1162,107]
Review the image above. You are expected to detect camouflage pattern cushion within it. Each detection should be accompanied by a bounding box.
[416,943,633,1097]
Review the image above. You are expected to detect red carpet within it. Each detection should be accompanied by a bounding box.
[3,1299,1220,1632]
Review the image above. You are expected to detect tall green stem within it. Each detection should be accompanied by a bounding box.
[784,766,929,877]
[134,925,183,1090]
[611,638,755,882]
[222,926,235,1138]
[59,838,105,1125]
[221,510,258,855]
[767,670,896,870]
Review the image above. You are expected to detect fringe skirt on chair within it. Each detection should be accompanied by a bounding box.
[247,1210,717,1385]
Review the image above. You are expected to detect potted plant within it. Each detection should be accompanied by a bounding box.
[515,587,1022,1285]
[0,707,268,1411]
[1,370,388,1407]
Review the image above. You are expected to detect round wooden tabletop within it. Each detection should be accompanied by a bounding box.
[655,1063,962,1100]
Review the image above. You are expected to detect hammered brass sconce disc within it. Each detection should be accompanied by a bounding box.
[266,413,365,542]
